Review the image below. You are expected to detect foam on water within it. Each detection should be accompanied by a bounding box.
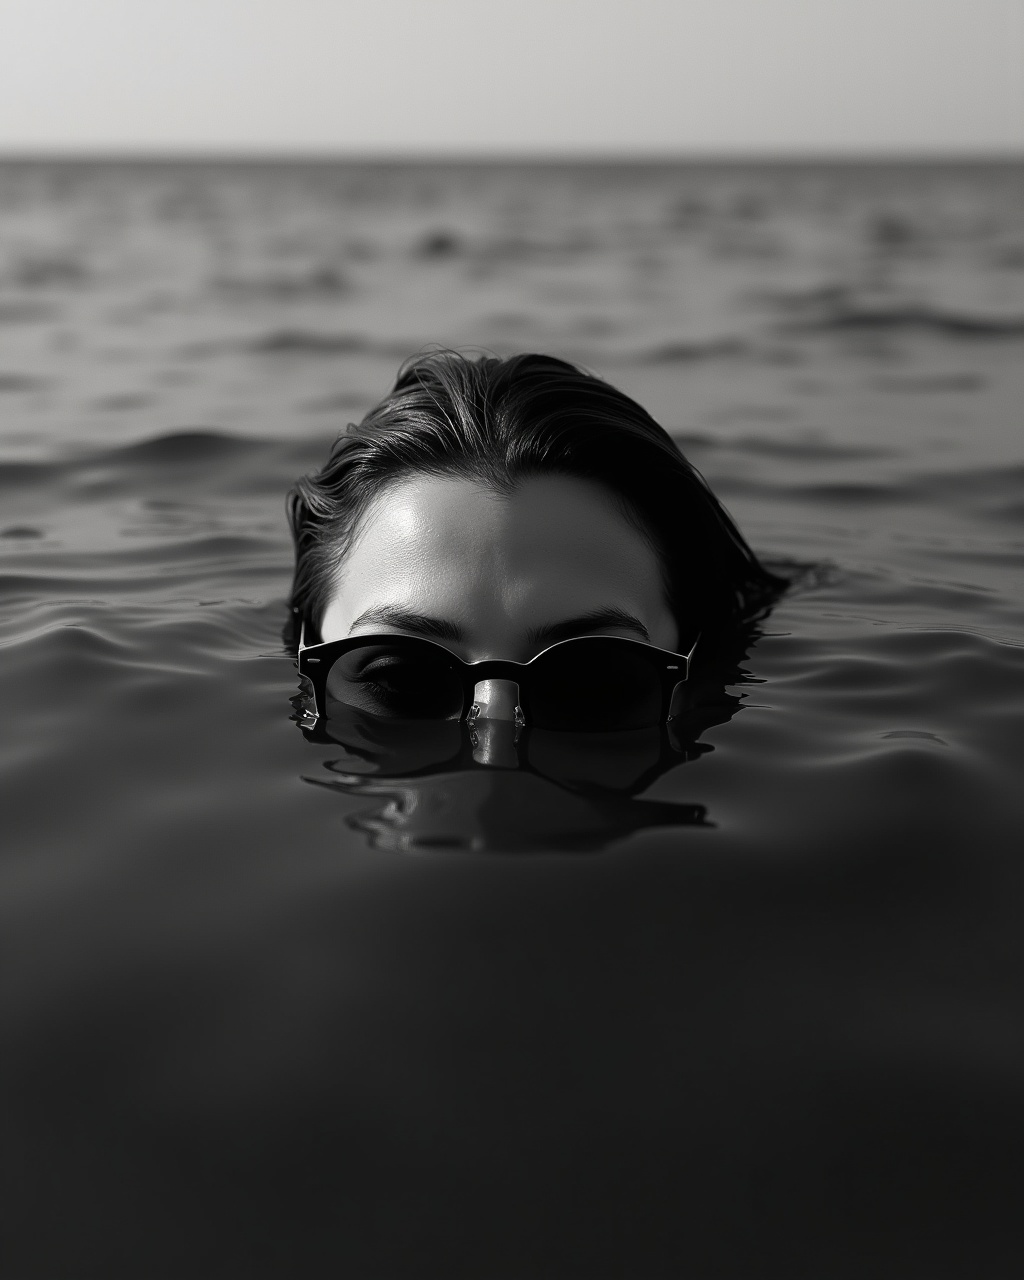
[1,159,1022,1276]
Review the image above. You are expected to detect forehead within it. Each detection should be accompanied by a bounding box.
[322,473,671,639]
[359,471,655,575]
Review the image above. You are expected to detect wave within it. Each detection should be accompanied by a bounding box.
[110,429,267,465]
[0,372,47,393]
[0,525,44,540]
[766,286,1024,338]
[213,267,350,300]
[806,305,1024,339]
[636,337,749,364]
[248,329,370,355]
[706,455,1024,512]
[414,229,463,258]
[181,330,419,360]
[11,255,88,289]
[675,432,892,462]
[0,301,55,325]
[0,433,312,582]
[752,627,1024,764]
[874,373,985,394]
[0,432,274,502]
[0,460,55,492]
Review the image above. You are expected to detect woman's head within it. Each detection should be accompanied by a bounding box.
[287,351,781,658]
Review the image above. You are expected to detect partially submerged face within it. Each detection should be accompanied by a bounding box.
[318,474,679,717]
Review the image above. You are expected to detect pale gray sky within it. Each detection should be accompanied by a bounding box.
[1,0,1021,155]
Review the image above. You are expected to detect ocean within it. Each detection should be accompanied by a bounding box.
[1,158,1023,1275]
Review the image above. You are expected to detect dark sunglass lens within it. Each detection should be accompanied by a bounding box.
[326,641,465,720]
[527,640,663,731]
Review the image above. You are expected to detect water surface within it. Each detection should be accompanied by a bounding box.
[1,159,1023,1276]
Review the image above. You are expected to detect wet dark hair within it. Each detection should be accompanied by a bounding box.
[286,351,783,648]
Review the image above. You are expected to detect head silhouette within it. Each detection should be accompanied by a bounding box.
[286,351,782,667]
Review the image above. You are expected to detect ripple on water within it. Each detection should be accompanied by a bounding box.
[1,159,1024,1274]
[744,627,1024,776]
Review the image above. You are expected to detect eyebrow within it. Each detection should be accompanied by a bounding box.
[347,606,464,644]
[347,605,651,648]
[528,608,651,646]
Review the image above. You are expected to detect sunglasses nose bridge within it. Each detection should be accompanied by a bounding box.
[470,678,521,723]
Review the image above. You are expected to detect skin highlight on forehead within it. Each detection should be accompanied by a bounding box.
[318,473,679,661]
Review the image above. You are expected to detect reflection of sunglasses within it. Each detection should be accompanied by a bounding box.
[300,705,712,797]
[297,624,699,731]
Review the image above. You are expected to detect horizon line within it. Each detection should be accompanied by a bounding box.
[0,146,1021,166]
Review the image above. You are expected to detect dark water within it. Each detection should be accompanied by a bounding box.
[2,159,1023,1276]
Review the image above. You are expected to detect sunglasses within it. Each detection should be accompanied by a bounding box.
[297,623,699,732]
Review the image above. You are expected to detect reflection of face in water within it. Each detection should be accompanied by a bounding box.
[294,684,743,854]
